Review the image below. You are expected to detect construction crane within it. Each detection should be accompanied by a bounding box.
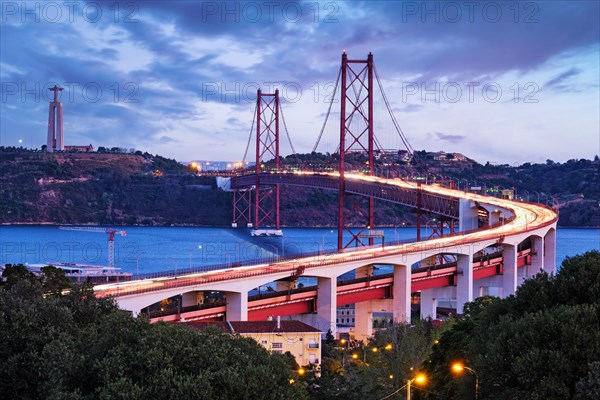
[59,226,126,268]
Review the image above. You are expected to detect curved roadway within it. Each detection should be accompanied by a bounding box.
[94,172,558,299]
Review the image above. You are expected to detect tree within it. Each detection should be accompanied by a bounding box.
[40,265,71,294]
[0,275,309,400]
[0,264,37,289]
[423,251,600,400]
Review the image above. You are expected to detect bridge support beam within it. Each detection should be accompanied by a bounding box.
[476,275,503,297]
[489,209,501,226]
[392,264,411,323]
[227,292,248,321]
[502,245,518,297]
[317,277,337,336]
[529,236,544,277]
[420,289,437,320]
[456,254,473,314]
[354,304,373,341]
[459,199,478,231]
[543,229,556,275]
[355,265,374,279]
[354,298,393,341]
[181,291,203,307]
[274,280,295,292]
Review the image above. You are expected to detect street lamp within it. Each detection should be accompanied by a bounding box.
[321,229,334,252]
[406,373,427,400]
[189,245,202,272]
[168,257,178,276]
[452,362,479,400]
[135,252,145,278]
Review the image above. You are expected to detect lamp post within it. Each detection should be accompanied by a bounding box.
[168,257,178,276]
[322,229,334,252]
[189,244,202,273]
[452,362,479,400]
[135,252,145,279]
[406,373,427,400]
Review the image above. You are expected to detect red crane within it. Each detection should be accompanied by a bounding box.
[59,226,126,268]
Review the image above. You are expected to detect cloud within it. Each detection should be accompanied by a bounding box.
[158,136,177,144]
[545,67,582,90]
[0,0,598,164]
[435,132,466,144]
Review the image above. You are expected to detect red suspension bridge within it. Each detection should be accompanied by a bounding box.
[94,52,558,339]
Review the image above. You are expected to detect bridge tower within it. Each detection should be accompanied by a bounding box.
[338,52,375,249]
[232,89,281,232]
[46,85,64,152]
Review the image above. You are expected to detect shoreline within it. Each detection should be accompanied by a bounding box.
[1,222,598,229]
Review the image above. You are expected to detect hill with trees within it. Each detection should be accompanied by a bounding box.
[1,147,598,227]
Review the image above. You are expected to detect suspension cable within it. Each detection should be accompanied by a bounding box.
[279,101,302,166]
[241,102,257,165]
[374,64,415,155]
[312,67,341,153]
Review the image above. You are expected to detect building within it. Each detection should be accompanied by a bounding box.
[184,319,322,368]
[190,160,252,171]
[65,144,94,152]
[337,304,355,326]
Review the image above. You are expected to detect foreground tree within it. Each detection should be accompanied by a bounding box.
[423,250,600,399]
[0,278,308,400]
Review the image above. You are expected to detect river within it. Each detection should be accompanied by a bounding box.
[0,226,598,276]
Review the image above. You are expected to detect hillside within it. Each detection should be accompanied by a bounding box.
[0,148,598,227]
[0,150,230,225]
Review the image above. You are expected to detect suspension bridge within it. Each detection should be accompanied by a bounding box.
[93,52,558,339]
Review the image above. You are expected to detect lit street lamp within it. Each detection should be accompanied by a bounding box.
[322,229,334,252]
[189,245,202,272]
[406,373,427,400]
[135,252,145,278]
[452,362,479,400]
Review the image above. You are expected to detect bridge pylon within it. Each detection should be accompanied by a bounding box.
[338,52,375,249]
[233,89,281,231]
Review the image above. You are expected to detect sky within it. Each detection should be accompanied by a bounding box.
[1,0,599,165]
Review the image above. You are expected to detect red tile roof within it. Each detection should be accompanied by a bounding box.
[229,321,321,334]
[183,320,321,334]
[183,321,230,333]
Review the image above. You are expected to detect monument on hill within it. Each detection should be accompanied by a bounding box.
[46,85,64,152]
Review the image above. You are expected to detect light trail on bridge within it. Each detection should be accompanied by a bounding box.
[93,173,558,300]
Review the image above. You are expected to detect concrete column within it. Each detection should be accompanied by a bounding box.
[227,292,248,321]
[489,210,501,226]
[530,236,544,276]
[456,254,473,314]
[354,301,373,341]
[502,245,518,297]
[355,265,374,279]
[476,275,503,297]
[459,199,478,231]
[182,291,203,307]
[392,264,411,323]
[274,280,294,292]
[543,229,557,275]
[420,289,437,320]
[317,277,337,335]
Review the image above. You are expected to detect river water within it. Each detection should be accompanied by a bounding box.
[0,226,598,276]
